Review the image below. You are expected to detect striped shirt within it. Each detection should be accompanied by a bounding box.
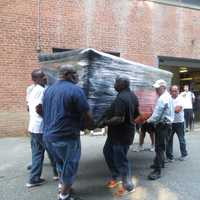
[173,95,184,123]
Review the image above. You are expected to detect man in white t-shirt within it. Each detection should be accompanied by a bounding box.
[180,85,195,131]
[166,85,188,161]
[26,69,46,188]
[26,81,36,171]
[26,69,58,188]
[26,84,35,110]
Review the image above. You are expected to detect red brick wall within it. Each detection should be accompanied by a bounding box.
[0,0,200,136]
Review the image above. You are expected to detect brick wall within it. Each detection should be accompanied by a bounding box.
[0,0,200,136]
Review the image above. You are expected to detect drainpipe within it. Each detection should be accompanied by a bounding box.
[36,0,41,53]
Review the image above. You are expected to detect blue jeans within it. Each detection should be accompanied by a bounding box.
[47,138,81,186]
[30,133,45,182]
[44,141,58,176]
[103,138,131,178]
[166,122,188,159]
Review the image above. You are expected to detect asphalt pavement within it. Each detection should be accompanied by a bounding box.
[0,130,200,200]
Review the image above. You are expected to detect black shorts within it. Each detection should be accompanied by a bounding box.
[141,122,155,134]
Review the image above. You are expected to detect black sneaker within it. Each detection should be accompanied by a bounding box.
[26,178,46,188]
[114,186,135,197]
[58,196,83,200]
[148,170,161,180]
[122,176,134,191]
[150,163,164,169]
[27,164,32,170]
[58,192,83,200]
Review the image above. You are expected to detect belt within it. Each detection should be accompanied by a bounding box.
[157,122,172,126]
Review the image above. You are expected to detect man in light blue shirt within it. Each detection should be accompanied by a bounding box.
[146,79,174,180]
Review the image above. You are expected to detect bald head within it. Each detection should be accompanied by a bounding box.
[114,76,130,92]
[31,69,45,85]
[59,64,78,83]
[31,69,44,80]
[170,85,179,98]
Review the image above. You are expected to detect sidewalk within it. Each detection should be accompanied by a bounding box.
[0,131,200,200]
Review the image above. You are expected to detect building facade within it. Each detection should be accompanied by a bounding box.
[0,0,200,136]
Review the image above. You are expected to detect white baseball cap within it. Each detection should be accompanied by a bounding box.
[153,79,167,88]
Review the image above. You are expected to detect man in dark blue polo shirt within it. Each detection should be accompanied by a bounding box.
[43,65,93,200]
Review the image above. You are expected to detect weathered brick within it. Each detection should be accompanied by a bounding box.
[0,0,200,136]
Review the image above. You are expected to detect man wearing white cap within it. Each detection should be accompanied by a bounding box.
[146,79,174,180]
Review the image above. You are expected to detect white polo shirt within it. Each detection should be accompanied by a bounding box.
[173,95,184,123]
[180,91,195,109]
[27,84,45,133]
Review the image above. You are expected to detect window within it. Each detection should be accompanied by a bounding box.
[148,0,200,9]
[52,48,73,53]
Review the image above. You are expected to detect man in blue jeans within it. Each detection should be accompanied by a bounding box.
[166,85,188,161]
[42,65,93,200]
[26,73,58,181]
[26,69,58,188]
[97,76,139,197]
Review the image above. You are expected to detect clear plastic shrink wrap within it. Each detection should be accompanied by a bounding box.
[38,48,172,122]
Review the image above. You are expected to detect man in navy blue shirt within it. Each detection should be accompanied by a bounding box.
[43,65,93,200]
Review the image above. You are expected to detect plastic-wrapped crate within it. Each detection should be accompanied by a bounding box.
[38,48,172,122]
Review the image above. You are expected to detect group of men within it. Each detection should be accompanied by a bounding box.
[145,80,189,180]
[26,65,190,200]
[134,80,190,180]
[136,84,194,153]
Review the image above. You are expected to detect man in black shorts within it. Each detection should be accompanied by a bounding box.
[136,122,155,152]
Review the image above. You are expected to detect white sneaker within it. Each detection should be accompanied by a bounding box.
[58,183,62,191]
[53,176,59,181]
[178,156,188,161]
[149,145,155,152]
[135,145,144,152]
[165,158,174,163]
[185,128,189,132]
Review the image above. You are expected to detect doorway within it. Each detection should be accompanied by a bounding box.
[158,56,200,121]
